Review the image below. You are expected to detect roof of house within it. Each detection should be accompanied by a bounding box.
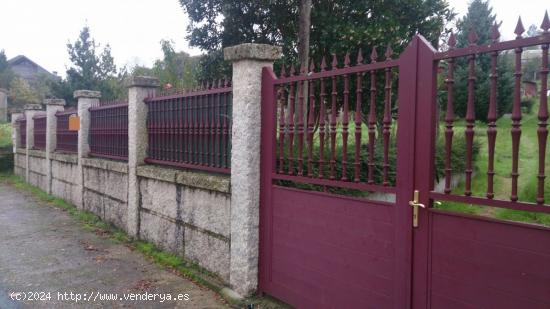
[7,55,56,78]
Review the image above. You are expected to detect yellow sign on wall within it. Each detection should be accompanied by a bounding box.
[68,114,80,131]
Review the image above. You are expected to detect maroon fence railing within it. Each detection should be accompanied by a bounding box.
[33,113,47,150]
[56,109,78,153]
[144,80,232,174]
[89,100,128,161]
[17,117,27,149]
[272,49,399,193]
[431,16,550,213]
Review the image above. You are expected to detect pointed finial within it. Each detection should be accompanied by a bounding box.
[290,65,296,76]
[320,56,327,71]
[279,64,286,78]
[468,28,478,45]
[331,54,338,69]
[384,44,393,60]
[542,10,550,32]
[514,16,525,38]
[356,48,363,64]
[490,22,501,42]
[370,47,378,63]
[309,58,316,73]
[448,31,456,49]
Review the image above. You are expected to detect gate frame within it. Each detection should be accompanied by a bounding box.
[258,35,438,308]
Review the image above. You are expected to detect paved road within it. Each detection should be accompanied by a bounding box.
[0,182,228,309]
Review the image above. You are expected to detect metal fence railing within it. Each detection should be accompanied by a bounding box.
[55,109,78,153]
[89,100,128,161]
[33,114,47,150]
[144,81,232,174]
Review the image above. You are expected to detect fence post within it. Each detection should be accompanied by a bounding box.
[24,104,42,181]
[126,76,159,237]
[0,88,7,122]
[11,112,23,153]
[224,43,282,296]
[44,99,65,194]
[74,90,101,208]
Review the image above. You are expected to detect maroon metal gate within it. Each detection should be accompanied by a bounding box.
[260,17,550,309]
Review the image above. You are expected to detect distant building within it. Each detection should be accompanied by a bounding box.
[7,55,58,85]
[522,81,537,98]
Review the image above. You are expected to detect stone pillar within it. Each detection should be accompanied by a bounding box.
[44,99,65,194]
[74,90,101,208]
[223,43,281,296]
[127,76,159,237]
[24,104,43,181]
[11,112,23,153]
[0,89,7,122]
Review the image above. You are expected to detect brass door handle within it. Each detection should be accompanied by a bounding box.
[409,190,425,228]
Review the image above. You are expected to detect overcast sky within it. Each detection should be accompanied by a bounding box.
[0,0,548,77]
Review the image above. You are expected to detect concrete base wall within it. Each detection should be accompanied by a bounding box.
[14,151,232,284]
[14,150,26,177]
[82,157,129,229]
[137,165,231,281]
[27,150,48,192]
[51,153,79,206]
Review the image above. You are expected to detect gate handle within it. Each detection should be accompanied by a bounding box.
[409,190,425,228]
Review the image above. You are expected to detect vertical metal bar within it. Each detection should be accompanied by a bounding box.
[329,55,338,180]
[368,49,378,184]
[307,62,316,177]
[487,45,499,199]
[297,66,305,176]
[511,44,523,201]
[288,70,296,175]
[354,50,363,183]
[318,58,327,179]
[382,64,393,186]
[341,54,350,181]
[464,53,476,196]
[278,82,286,174]
[444,53,455,194]
[537,41,549,204]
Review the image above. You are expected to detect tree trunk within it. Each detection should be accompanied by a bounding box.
[298,0,311,71]
[297,0,312,125]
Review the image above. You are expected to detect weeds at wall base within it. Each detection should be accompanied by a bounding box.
[0,172,279,308]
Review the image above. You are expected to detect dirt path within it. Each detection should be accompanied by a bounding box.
[0,182,229,309]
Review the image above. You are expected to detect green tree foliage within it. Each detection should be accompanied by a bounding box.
[450,0,514,121]
[8,77,41,109]
[53,26,126,104]
[0,50,14,89]
[179,0,455,80]
[130,40,200,90]
[153,40,200,89]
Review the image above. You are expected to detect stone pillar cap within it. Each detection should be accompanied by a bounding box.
[0,88,8,94]
[224,43,282,62]
[74,90,101,99]
[126,76,160,88]
[44,98,66,106]
[24,104,42,110]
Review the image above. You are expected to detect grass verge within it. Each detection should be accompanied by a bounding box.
[0,172,288,308]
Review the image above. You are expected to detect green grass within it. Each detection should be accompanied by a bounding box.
[0,123,12,148]
[436,100,550,226]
